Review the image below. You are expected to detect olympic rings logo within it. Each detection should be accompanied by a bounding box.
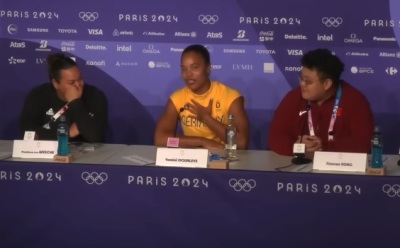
[322,17,343,27]
[81,172,108,185]
[229,178,256,192]
[198,15,219,24]
[382,184,400,197]
[79,12,99,21]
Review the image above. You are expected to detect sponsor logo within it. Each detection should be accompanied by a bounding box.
[382,184,400,197]
[350,66,374,74]
[148,61,171,69]
[240,16,269,24]
[7,24,18,34]
[79,12,99,21]
[299,110,308,116]
[86,60,106,66]
[284,34,307,40]
[223,48,246,53]
[35,58,46,65]
[61,41,75,52]
[115,61,138,67]
[36,58,47,64]
[344,33,363,43]
[0,10,59,19]
[46,108,54,116]
[259,31,274,42]
[233,30,249,42]
[88,29,103,35]
[10,41,25,48]
[8,56,26,64]
[206,32,223,39]
[285,66,302,72]
[272,17,301,25]
[322,17,343,27]
[372,36,396,42]
[58,29,78,34]
[239,16,300,25]
[27,28,49,33]
[116,45,132,52]
[277,182,361,194]
[345,52,369,57]
[263,63,274,73]
[127,175,208,188]
[81,172,108,185]
[211,64,222,70]
[142,31,165,36]
[36,40,51,52]
[85,44,107,50]
[198,14,219,24]
[170,47,184,53]
[142,44,160,54]
[174,31,197,38]
[287,49,303,56]
[0,171,62,182]
[317,34,333,41]
[112,29,133,36]
[229,178,256,192]
[233,64,253,70]
[386,67,398,75]
[1,10,29,18]
[256,49,276,54]
[379,52,400,58]
[364,19,399,27]
[118,14,178,22]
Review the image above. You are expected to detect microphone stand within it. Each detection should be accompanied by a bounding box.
[292,105,312,165]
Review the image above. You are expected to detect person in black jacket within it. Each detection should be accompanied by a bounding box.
[19,53,108,142]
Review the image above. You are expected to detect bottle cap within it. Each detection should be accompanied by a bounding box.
[228,114,234,120]
[60,115,66,122]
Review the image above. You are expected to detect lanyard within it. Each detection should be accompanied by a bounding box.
[307,84,342,141]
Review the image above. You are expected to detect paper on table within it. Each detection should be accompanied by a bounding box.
[123,155,155,165]
[0,152,12,160]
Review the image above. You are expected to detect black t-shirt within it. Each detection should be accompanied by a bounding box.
[19,83,108,142]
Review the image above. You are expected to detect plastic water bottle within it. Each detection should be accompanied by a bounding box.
[225,114,237,158]
[371,126,383,168]
[57,115,69,156]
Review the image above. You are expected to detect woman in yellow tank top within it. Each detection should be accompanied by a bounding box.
[154,44,249,149]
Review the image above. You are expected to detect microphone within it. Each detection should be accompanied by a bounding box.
[174,106,186,137]
[292,104,312,165]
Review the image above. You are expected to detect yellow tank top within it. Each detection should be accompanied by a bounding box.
[170,80,241,143]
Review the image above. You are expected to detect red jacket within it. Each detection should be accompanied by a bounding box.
[268,82,374,156]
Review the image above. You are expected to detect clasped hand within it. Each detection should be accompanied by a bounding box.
[296,135,322,153]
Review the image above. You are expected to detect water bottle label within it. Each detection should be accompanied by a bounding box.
[225,144,237,149]
[58,129,67,135]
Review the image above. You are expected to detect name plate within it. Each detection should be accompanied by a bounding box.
[155,147,208,168]
[13,140,58,159]
[313,151,367,173]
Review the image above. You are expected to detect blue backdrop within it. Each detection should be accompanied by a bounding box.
[1,0,400,152]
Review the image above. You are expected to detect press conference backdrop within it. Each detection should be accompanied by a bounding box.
[0,0,400,151]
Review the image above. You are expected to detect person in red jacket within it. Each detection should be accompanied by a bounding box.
[268,48,373,158]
